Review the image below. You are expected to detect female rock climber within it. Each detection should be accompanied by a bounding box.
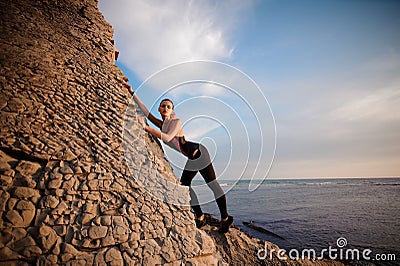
[125,82,233,233]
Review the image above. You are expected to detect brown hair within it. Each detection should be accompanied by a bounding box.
[160,98,174,109]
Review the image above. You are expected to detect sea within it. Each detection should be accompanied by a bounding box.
[195,177,400,263]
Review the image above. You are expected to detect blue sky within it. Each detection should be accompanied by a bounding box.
[99,0,400,179]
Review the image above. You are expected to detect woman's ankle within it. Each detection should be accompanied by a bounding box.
[197,214,205,221]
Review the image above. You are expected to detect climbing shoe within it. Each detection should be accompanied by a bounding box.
[195,215,206,229]
[218,216,233,233]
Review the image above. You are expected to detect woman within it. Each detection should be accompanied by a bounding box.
[128,84,233,233]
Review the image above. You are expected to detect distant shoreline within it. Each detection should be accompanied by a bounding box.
[190,176,400,185]
[218,176,400,181]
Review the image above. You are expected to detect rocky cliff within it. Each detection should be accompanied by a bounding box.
[0,0,345,265]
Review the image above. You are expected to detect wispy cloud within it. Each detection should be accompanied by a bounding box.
[99,0,253,79]
[264,52,400,177]
[169,83,227,98]
[331,86,400,122]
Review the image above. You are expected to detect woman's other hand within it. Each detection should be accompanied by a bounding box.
[138,116,147,129]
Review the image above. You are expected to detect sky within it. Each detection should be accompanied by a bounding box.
[99,0,400,179]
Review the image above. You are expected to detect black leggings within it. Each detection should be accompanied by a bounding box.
[180,144,228,219]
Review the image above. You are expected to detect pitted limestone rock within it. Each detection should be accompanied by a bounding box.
[0,0,218,264]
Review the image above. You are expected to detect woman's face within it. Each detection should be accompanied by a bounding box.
[158,100,174,118]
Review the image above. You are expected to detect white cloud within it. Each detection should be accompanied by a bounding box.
[169,83,226,98]
[99,0,252,79]
[331,86,400,122]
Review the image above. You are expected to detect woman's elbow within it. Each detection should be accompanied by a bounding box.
[162,135,174,142]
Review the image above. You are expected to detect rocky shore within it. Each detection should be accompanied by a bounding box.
[0,0,348,265]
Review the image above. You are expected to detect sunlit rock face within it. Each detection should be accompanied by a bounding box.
[0,0,217,264]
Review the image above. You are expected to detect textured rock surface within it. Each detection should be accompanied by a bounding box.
[0,0,218,265]
[0,0,347,265]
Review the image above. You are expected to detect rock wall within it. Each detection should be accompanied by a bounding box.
[0,0,218,264]
[0,0,347,265]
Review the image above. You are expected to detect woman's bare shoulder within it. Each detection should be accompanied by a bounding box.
[166,117,181,123]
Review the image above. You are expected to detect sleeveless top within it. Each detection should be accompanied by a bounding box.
[161,118,200,159]
[164,136,200,160]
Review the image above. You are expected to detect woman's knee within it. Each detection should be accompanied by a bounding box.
[207,180,225,197]
[181,168,198,186]
[199,164,217,183]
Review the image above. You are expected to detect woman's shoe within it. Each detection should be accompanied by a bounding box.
[218,216,233,233]
[195,215,206,229]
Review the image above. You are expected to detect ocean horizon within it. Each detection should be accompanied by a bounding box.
[215,176,400,183]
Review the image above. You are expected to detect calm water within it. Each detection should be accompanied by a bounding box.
[197,178,400,259]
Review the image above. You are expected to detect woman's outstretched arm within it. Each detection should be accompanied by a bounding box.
[132,94,163,128]
[123,81,163,129]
